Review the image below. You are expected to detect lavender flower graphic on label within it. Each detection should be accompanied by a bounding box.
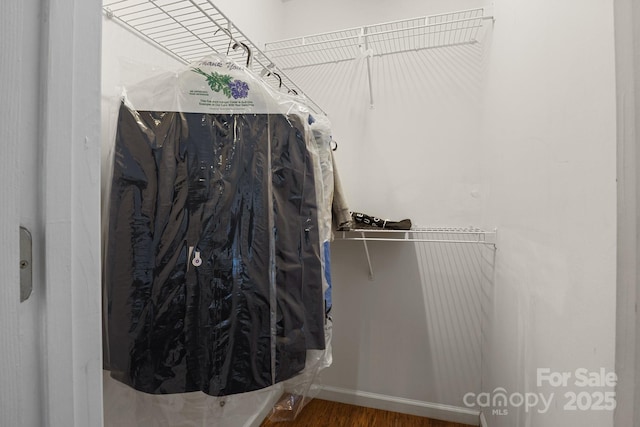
[228,79,249,99]
[192,68,250,99]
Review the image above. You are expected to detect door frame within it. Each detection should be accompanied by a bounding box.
[1,0,103,426]
[0,2,24,426]
[42,0,103,425]
[614,0,640,425]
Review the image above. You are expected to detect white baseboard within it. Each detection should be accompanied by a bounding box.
[317,386,481,426]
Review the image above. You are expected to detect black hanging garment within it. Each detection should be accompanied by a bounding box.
[104,102,325,396]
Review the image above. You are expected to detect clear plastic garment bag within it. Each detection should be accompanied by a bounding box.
[102,54,333,426]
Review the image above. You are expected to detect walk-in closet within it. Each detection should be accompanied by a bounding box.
[1,1,637,427]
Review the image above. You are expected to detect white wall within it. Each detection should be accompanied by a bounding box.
[480,0,617,426]
[208,0,285,48]
[275,1,619,426]
[284,43,485,225]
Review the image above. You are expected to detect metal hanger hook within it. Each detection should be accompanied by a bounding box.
[232,41,252,67]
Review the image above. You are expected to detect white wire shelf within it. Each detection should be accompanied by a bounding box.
[264,8,493,70]
[339,227,496,244]
[102,0,325,114]
[337,226,497,279]
[265,8,493,107]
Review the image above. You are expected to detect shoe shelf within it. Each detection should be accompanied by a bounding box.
[336,227,496,279]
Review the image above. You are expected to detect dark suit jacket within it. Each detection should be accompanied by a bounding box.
[105,103,325,396]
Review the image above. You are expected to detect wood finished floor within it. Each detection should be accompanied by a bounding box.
[261,399,476,427]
